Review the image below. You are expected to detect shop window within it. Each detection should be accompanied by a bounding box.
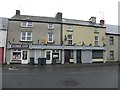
[13,49,21,60]
[92,50,103,59]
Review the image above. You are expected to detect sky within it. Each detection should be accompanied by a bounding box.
[0,0,119,25]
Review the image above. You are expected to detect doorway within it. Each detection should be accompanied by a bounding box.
[21,50,28,64]
[45,50,52,64]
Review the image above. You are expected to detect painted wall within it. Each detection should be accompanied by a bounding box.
[0,31,7,63]
[62,24,106,46]
[8,21,61,45]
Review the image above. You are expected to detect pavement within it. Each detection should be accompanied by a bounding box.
[2,62,118,69]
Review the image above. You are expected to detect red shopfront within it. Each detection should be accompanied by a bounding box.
[0,47,4,64]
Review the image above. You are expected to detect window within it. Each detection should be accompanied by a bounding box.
[48,33,54,42]
[94,27,99,33]
[110,51,114,60]
[94,36,99,46]
[13,49,21,60]
[67,25,73,32]
[110,37,114,45]
[21,32,32,41]
[48,24,54,30]
[67,35,73,45]
[21,22,33,27]
[92,50,103,59]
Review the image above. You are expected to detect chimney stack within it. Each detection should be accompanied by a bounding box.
[89,17,96,24]
[100,20,105,25]
[55,12,62,21]
[16,10,20,15]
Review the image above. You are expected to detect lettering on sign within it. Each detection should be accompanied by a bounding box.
[11,44,29,48]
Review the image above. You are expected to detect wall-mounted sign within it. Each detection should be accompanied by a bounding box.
[11,44,29,48]
[52,53,59,59]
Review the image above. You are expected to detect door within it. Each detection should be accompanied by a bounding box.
[65,50,70,63]
[34,50,41,64]
[45,50,52,64]
[77,50,81,63]
[21,50,28,64]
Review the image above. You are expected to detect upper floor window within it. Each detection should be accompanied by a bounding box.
[21,22,33,27]
[21,32,32,41]
[110,51,114,60]
[94,36,99,46]
[67,25,73,32]
[67,35,73,45]
[110,36,114,45]
[48,33,54,43]
[48,24,54,30]
[94,27,99,33]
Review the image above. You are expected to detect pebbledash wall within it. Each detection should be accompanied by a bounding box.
[105,25,120,62]
[6,10,106,64]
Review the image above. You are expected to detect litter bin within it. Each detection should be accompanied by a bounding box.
[30,57,34,65]
[43,58,46,65]
[38,58,46,65]
[52,58,56,65]
[38,58,41,65]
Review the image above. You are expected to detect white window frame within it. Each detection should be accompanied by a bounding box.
[21,21,33,27]
[48,33,54,43]
[21,32,32,41]
[94,27,99,33]
[110,36,114,45]
[94,36,99,46]
[48,24,54,30]
[67,35,73,45]
[67,25,73,31]
[12,49,21,60]
[110,51,114,60]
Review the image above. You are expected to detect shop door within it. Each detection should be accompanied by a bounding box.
[21,50,28,64]
[65,50,70,63]
[45,50,52,64]
[77,50,81,63]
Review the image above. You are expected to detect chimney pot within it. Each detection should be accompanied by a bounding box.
[55,12,62,21]
[100,20,105,25]
[16,10,20,15]
[89,17,96,23]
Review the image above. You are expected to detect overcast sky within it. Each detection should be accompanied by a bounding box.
[0,0,119,25]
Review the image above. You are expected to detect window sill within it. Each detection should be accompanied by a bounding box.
[47,41,55,44]
[19,40,33,42]
[94,32,99,34]
[20,26,34,28]
[48,28,54,30]
[67,30,73,32]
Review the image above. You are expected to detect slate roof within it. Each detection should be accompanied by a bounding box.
[10,14,105,28]
[105,24,120,35]
[11,15,61,23]
[62,18,105,27]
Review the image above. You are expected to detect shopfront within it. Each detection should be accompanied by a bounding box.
[10,44,30,64]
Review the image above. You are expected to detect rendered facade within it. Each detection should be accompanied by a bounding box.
[106,25,120,62]
[0,17,8,64]
[6,10,107,64]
